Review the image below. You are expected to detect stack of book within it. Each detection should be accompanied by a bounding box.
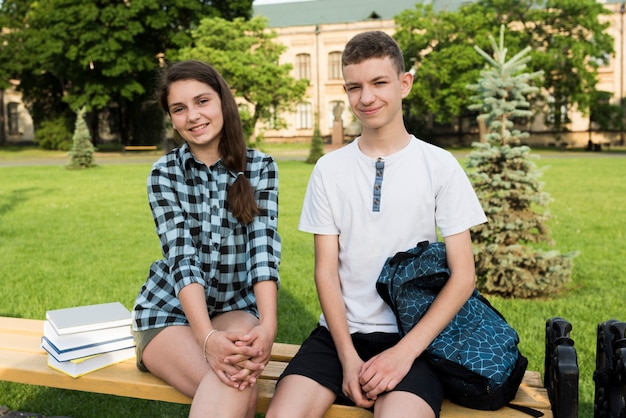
[41,301,136,378]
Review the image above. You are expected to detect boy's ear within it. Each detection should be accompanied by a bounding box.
[400,71,414,98]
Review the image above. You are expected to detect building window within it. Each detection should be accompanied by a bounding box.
[296,102,313,129]
[328,51,342,80]
[8,102,20,135]
[546,96,570,125]
[296,53,311,80]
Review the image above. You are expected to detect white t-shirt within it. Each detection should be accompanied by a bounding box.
[299,136,487,334]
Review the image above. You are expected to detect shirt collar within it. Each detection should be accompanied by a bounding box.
[179,143,240,178]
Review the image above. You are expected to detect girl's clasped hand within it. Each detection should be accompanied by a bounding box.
[204,326,274,390]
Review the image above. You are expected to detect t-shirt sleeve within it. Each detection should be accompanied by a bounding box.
[435,156,487,237]
[298,161,339,235]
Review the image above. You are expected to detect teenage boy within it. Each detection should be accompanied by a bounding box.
[266,31,487,418]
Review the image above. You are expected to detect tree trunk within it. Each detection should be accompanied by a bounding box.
[0,90,6,144]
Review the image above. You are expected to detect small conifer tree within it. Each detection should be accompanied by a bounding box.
[466,26,576,298]
[306,120,324,164]
[67,107,96,169]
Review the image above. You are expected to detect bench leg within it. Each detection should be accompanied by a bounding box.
[545,317,579,418]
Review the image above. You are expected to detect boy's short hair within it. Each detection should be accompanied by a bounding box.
[341,31,405,75]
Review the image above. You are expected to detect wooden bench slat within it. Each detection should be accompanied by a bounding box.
[0,318,552,418]
[0,317,43,334]
[0,332,44,353]
[268,342,300,362]
[512,378,551,409]
[0,349,192,403]
[123,145,158,151]
[0,328,551,410]
[441,404,543,418]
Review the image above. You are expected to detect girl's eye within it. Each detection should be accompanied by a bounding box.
[171,106,184,114]
[198,98,210,105]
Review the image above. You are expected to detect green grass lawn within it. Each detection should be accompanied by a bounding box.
[0,148,624,417]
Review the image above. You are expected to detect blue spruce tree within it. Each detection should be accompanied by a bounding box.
[466,26,576,298]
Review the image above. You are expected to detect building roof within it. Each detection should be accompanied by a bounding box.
[252,0,468,28]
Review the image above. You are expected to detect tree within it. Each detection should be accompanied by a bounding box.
[174,16,309,144]
[394,4,495,130]
[589,90,623,136]
[466,26,576,298]
[0,0,253,145]
[395,0,614,138]
[483,0,614,135]
[306,120,324,164]
[67,107,96,169]
[468,26,544,144]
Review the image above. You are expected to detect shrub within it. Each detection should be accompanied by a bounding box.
[34,117,72,151]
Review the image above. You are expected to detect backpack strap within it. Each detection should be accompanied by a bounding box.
[505,403,544,417]
[388,240,429,265]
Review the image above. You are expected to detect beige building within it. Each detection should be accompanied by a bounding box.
[251,19,397,145]
[1,80,34,144]
[4,1,626,148]
[253,0,626,148]
[252,0,430,145]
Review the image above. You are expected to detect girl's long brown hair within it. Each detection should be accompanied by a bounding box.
[157,60,259,224]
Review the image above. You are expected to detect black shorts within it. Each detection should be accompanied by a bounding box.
[278,325,443,416]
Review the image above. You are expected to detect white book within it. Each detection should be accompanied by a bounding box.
[42,334,135,362]
[47,346,135,378]
[46,302,131,335]
[43,320,132,350]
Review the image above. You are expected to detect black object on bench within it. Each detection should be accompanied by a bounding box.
[593,319,626,418]
[545,317,579,418]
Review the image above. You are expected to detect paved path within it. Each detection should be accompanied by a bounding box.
[0,147,312,167]
[1,146,625,167]
[0,152,163,167]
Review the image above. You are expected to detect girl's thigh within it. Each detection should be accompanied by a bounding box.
[212,310,259,333]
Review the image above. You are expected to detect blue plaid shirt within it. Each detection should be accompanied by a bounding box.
[132,144,281,331]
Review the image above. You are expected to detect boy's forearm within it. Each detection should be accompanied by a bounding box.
[316,274,359,363]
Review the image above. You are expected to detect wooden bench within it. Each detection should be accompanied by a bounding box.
[0,317,553,417]
[122,145,158,152]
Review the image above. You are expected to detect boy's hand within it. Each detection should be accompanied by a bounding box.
[342,356,375,408]
[358,346,412,400]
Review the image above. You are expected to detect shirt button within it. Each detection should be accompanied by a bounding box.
[211,278,218,285]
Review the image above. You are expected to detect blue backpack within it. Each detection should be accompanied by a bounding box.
[376,241,538,414]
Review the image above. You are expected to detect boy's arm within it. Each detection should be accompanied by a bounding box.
[314,234,375,408]
[359,230,476,399]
